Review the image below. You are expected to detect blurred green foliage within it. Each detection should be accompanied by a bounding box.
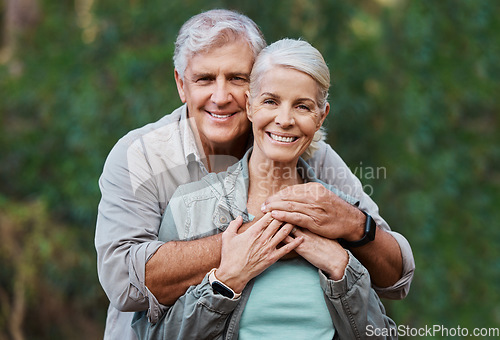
[0,0,499,338]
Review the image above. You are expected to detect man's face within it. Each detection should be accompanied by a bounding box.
[175,38,254,155]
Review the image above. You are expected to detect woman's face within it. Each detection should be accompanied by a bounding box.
[247,66,329,164]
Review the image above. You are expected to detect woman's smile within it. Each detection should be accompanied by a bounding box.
[266,132,299,143]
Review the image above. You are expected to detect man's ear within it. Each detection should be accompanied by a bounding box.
[245,91,253,122]
[317,102,330,129]
[174,69,187,103]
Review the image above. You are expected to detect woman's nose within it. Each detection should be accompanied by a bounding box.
[275,107,294,127]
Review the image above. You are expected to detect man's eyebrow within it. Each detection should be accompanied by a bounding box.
[191,72,214,79]
[227,72,250,79]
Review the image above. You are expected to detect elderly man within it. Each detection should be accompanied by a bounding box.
[95,9,414,339]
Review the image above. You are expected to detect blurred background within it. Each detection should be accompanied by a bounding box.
[0,0,499,338]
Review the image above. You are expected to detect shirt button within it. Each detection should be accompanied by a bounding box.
[219,216,227,223]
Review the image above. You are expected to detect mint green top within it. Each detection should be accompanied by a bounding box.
[239,257,335,340]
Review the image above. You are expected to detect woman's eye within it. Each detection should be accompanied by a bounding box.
[263,99,277,105]
[297,104,311,111]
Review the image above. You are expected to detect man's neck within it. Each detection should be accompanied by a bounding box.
[202,135,250,173]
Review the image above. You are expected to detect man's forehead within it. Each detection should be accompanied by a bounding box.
[185,47,254,76]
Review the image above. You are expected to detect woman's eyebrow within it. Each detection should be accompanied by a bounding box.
[296,97,316,104]
[260,92,280,99]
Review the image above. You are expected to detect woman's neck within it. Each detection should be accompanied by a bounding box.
[247,151,303,217]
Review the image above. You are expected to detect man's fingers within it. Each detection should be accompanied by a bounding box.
[262,200,310,215]
[262,185,309,206]
[262,183,328,211]
[270,210,315,229]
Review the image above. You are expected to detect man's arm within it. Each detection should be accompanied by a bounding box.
[146,213,261,306]
[145,234,222,306]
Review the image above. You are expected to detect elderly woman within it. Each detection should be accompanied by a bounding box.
[132,39,396,339]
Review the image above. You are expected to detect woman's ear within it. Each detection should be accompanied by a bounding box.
[245,91,253,122]
[317,102,330,129]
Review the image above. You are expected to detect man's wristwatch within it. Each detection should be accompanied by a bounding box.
[339,210,377,248]
[208,268,241,299]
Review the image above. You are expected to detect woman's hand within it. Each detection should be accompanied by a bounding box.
[284,227,349,281]
[215,213,303,293]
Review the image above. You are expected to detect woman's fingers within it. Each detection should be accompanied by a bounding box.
[276,234,303,257]
[250,212,275,233]
[266,223,293,248]
[226,215,244,234]
[259,218,284,242]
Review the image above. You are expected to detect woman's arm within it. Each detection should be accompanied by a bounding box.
[284,228,397,339]
[320,254,397,340]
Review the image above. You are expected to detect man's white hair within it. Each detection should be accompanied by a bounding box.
[174,9,266,79]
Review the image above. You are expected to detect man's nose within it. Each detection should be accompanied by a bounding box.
[211,80,231,106]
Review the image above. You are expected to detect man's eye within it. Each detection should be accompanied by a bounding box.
[231,76,248,84]
[196,77,212,83]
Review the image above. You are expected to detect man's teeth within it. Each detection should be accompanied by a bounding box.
[270,133,295,143]
[210,112,233,118]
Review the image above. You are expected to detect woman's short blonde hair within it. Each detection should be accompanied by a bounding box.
[249,38,330,159]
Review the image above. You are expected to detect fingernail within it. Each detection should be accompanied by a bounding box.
[261,203,266,212]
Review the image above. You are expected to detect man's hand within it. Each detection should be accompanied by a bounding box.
[261,182,365,242]
[262,182,403,289]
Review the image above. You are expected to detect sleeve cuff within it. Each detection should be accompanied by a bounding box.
[147,272,241,324]
[318,251,369,298]
[372,231,415,300]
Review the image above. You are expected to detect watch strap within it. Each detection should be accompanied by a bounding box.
[339,210,377,248]
[208,268,241,299]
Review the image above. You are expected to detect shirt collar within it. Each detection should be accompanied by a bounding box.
[178,104,207,166]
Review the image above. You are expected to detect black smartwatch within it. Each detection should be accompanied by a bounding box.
[339,210,376,248]
[208,268,241,299]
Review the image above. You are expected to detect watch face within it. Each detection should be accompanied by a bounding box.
[212,281,234,299]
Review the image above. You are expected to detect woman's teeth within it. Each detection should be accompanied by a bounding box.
[270,133,295,143]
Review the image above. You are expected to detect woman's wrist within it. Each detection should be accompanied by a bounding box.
[213,267,247,294]
[323,249,349,281]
